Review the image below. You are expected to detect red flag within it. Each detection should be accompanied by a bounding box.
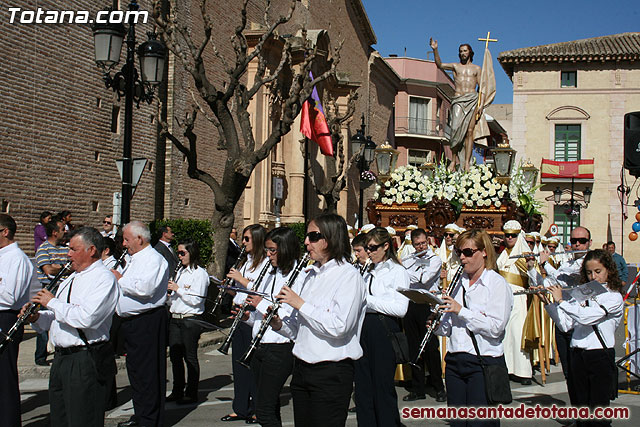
[300,72,333,156]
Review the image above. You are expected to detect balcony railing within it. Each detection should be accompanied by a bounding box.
[396,116,449,138]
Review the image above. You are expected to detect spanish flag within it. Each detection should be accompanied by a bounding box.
[300,72,333,156]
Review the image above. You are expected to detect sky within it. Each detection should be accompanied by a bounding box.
[363,0,640,104]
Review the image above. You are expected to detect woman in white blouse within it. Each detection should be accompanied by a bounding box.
[543,249,623,426]
[271,213,367,427]
[222,224,268,423]
[166,240,209,404]
[436,229,512,427]
[356,227,409,427]
[243,226,303,427]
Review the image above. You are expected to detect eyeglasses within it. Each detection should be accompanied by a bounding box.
[413,241,429,248]
[365,242,385,252]
[570,237,589,245]
[265,247,278,254]
[504,233,518,239]
[177,250,187,256]
[525,241,535,246]
[305,231,324,242]
[455,247,480,257]
[242,236,250,242]
[444,233,456,238]
[103,221,111,225]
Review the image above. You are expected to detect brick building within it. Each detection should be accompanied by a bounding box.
[1,0,397,255]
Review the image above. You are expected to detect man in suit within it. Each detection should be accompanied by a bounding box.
[154,225,178,274]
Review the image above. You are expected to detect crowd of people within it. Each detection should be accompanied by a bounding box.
[0,210,631,427]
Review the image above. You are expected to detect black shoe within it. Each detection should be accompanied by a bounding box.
[166,393,183,402]
[520,378,532,385]
[245,417,259,424]
[221,414,246,422]
[436,390,447,402]
[177,396,197,405]
[403,392,426,402]
[348,406,357,413]
[35,360,49,366]
[117,421,139,427]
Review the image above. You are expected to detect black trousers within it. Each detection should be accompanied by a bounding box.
[291,357,354,427]
[570,347,615,427]
[49,342,115,427]
[445,352,502,427]
[355,313,401,427]
[0,311,22,427]
[169,317,202,398]
[231,322,257,417]
[555,326,573,381]
[404,302,444,394]
[120,307,168,427]
[250,342,294,427]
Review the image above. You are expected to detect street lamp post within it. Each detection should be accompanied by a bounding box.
[553,177,592,231]
[351,116,376,227]
[92,0,165,226]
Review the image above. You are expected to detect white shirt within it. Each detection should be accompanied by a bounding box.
[542,257,584,288]
[402,248,442,292]
[116,245,168,317]
[101,230,115,239]
[248,265,305,344]
[232,255,270,306]
[0,242,34,310]
[102,255,117,270]
[33,260,118,348]
[545,286,623,350]
[363,259,410,317]
[278,259,367,363]
[168,265,209,315]
[436,268,513,357]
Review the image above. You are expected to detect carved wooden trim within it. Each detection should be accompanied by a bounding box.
[462,215,495,230]
[389,214,419,228]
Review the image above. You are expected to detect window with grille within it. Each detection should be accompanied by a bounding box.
[554,124,581,161]
[408,149,431,167]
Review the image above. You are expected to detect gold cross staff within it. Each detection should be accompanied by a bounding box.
[478,31,498,50]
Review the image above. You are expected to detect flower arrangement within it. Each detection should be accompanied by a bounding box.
[360,170,377,183]
[372,161,542,215]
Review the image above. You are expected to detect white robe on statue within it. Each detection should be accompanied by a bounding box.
[497,233,532,378]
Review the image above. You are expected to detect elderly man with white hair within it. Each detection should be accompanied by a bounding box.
[111,221,169,427]
[496,220,532,385]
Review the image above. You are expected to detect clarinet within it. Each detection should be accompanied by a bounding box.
[359,258,372,275]
[0,261,73,354]
[167,263,182,296]
[113,252,127,270]
[238,252,310,368]
[208,246,247,315]
[217,261,273,355]
[409,264,464,369]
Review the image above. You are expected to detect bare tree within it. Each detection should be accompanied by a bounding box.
[303,91,359,213]
[152,0,340,275]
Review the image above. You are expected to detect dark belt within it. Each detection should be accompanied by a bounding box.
[54,341,108,355]
[294,356,354,367]
[120,305,165,321]
[0,309,19,315]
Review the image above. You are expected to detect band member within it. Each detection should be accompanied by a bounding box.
[0,214,35,427]
[496,220,533,385]
[543,249,623,425]
[398,224,418,259]
[271,213,367,427]
[167,241,208,404]
[351,232,369,269]
[534,226,592,382]
[355,227,409,426]
[437,223,462,286]
[23,227,118,427]
[402,228,446,402]
[112,221,169,427]
[243,227,304,426]
[221,224,268,423]
[435,229,513,427]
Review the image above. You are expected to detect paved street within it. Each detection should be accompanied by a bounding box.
[17,328,639,426]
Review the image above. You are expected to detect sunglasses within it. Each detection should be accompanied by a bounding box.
[444,233,456,238]
[455,247,480,257]
[177,250,187,256]
[504,233,519,239]
[242,236,250,242]
[305,231,324,242]
[365,242,385,252]
[103,221,111,225]
[526,240,535,246]
[570,237,589,245]
[265,247,278,254]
